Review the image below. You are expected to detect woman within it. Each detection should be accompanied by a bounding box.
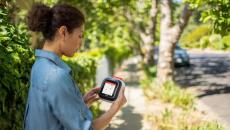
[24,3,127,130]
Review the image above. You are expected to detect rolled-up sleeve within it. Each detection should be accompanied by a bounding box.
[46,69,93,130]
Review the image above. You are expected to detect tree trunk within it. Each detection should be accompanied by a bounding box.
[124,0,158,69]
[141,0,158,67]
[157,0,192,84]
[157,35,175,82]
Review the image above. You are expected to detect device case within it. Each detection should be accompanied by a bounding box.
[98,77,124,102]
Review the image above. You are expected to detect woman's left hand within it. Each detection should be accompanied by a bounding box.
[83,87,100,107]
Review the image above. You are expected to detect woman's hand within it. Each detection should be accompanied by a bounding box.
[92,86,127,130]
[83,87,100,107]
[111,86,127,111]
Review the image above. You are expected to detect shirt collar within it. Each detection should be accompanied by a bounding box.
[35,49,72,74]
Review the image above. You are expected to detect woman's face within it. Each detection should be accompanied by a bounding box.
[61,25,84,57]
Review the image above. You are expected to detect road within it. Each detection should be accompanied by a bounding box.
[175,50,230,127]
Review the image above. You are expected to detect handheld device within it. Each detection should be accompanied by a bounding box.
[98,76,125,102]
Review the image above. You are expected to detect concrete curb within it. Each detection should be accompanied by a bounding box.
[196,99,230,130]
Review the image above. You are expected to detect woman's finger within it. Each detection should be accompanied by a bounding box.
[92,87,101,93]
[86,95,100,107]
[86,94,98,101]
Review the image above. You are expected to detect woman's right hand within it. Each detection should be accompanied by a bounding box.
[111,86,127,111]
[92,86,127,130]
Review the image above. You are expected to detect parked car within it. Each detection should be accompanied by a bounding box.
[154,44,190,67]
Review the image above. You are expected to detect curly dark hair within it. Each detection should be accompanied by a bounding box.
[27,3,85,41]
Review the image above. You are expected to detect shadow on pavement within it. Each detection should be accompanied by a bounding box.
[197,85,230,98]
[175,55,230,98]
[107,105,143,130]
[125,81,140,88]
[122,62,141,88]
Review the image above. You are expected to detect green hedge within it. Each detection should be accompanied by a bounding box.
[0,4,34,130]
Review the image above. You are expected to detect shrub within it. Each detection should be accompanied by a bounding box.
[0,3,34,130]
[64,53,97,94]
[209,34,223,50]
[199,36,209,49]
[198,34,230,50]
[180,25,211,48]
[181,24,230,50]
[222,34,230,50]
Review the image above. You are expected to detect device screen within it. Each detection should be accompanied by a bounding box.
[102,81,116,96]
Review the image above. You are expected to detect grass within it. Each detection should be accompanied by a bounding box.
[140,77,224,130]
[141,78,195,110]
[146,108,223,130]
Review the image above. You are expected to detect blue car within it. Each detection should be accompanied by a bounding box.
[154,44,190,67]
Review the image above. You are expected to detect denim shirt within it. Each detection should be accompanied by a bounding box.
[24,49,93,130]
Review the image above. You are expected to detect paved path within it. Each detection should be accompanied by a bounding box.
[175,50,230,128]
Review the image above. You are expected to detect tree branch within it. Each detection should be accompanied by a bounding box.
[147,0,158,43]
[171,3,192,43]
[176,3,192,30]
[124,9,146,36]
[161,0,173,28]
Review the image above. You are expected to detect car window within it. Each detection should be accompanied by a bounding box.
[175,45,181,50]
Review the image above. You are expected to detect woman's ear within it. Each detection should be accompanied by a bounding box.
[58,26,68,40]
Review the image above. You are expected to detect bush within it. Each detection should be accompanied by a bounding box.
[0,4,34,130]
[209,34,223,50]
[180,25,211,48]
[222,34,230,50]
[199,36,209,49]
[198,34,230,50]
[197,33,230,50]
[181,24,230,50]
[64,53,97,94]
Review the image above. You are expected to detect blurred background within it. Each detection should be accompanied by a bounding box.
[0,0,229,130]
